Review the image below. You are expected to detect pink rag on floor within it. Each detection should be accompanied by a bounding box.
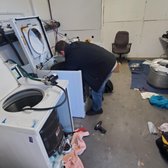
[71,131,89,155]
[62,151,84,168]
[62,131,89,168]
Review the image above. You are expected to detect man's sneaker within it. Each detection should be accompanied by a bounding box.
[86,108,103,116]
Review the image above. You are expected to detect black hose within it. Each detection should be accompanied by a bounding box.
[22,84,67,111]
[6,59,67,111]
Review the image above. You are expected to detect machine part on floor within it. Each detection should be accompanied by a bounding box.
[94,121,106,134]
[61,138,72,155]
[147,59,168,89]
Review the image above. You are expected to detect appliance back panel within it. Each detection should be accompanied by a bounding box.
[40,110,64,157]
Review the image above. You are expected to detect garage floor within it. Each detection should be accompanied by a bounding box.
[74,62,168,168]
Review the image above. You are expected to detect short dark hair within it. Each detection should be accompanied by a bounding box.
[55,40,68,54]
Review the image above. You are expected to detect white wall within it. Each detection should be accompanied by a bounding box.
[1,0,168,59]
[49,0,102,42]
[102,0,168,58]
[0,0,50,20]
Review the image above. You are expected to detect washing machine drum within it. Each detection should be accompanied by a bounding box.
[147,59,168,89]
[3,89,43,112]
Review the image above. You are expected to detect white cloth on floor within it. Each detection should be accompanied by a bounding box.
[140,92,159,99]
[147,121,158,134]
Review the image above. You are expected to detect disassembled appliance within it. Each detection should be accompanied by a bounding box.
[0,57,73,168]
[147,59,168,89]
[11,16,85,118]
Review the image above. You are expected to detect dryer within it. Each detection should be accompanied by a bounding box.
[0,58,73,168]
[11,16,85,118]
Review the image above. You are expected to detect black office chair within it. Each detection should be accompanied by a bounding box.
[112,31,132,63]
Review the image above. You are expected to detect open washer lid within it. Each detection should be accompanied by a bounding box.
[0,58,18,101]
[11,16,53,72]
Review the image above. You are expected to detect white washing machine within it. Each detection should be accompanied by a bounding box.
[0,58,74,168]
[10,16,85,118]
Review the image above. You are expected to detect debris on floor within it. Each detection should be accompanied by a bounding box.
[137,159,144,167]
[147,121,158,135]
[129,62,142,72]
[140,91,159,99]
[147,122,168,161]
[156,131,168,161]
[158,123,168,132]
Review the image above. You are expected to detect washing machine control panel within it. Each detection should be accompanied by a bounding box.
[8,64,23,80]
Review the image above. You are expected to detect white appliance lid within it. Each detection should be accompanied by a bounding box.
[0,58,18,101]
[11,16,53,71]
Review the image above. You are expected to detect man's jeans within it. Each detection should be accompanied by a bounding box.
[91,72,112,111]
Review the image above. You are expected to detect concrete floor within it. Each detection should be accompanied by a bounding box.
[74,62,168,168]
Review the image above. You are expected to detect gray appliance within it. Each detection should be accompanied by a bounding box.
[147,59,168,89]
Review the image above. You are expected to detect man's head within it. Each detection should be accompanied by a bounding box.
[55,40,69,56]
